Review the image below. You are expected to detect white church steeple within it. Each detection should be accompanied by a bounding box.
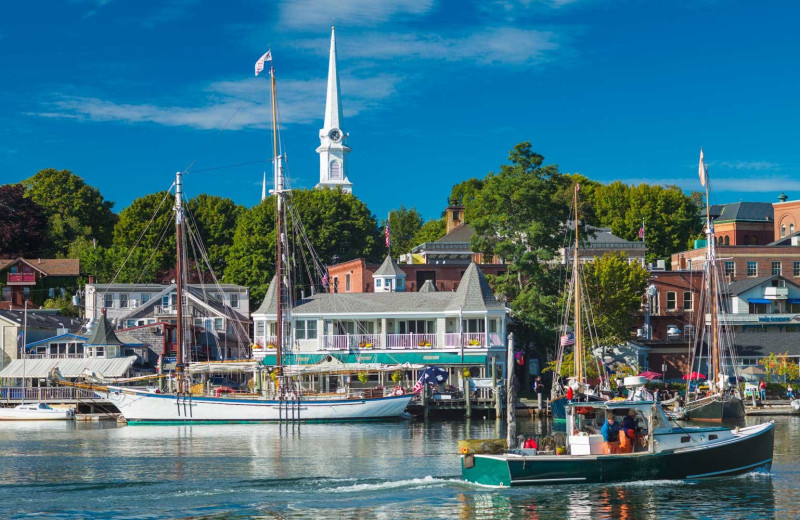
[316,26,352,193]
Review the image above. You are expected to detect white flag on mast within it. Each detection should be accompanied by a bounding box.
[255,50,272,77]
[261,171,266,201]
[698,148,706,187]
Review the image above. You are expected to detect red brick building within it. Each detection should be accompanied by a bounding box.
[707,202,774,246]
[671,245,800,282]
[773,193,800,240]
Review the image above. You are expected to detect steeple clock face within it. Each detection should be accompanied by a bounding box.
[328,129,342,142]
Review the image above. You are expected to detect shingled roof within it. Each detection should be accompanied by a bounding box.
[373,254,405,277]
[254,275,281,315]
[712,202,774,223]
[419,280,438,292]
[445,262,505,312]
[0,258,80,276]
[723,275,800,296]
[87,313,123,346]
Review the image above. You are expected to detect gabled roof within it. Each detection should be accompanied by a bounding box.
[114,284,250,323]
[736,332,800,357]
[0,258,80,276]
[26,333,88,349]
[722,275,800,296]
[0,309,82,332]
[373,254,405,277]
[445,262,505,312]
[87,313,123,346]
[419,280,438,292]
[436,223,474,244]
[713,202,774,222]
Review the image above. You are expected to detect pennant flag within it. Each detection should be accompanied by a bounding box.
[261,171,266,201]
[560,333,575,347]
[698,148,706,187]
[255,50,272,76]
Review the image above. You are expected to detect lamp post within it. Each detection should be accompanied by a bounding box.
[661,361,668,389]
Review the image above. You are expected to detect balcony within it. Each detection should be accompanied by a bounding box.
[764,287,789,299]
[7,272,35,285]
[154,305,177,316]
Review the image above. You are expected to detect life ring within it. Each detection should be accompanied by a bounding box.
[215,386,235,398]
[392,386,406,396]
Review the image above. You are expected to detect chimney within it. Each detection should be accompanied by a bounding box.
[445,202,465,234]
[88,275,95,284]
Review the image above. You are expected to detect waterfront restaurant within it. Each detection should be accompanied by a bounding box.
[251,261,510,391]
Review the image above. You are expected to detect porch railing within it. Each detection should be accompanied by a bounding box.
[387,333,437,349]
[0,387,97,402]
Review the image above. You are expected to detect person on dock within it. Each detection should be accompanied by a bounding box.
[601,412,621,454]
[788,384,795,400]
[759,378,767,401]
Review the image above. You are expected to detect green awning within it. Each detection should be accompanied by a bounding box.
[259,351,489,367]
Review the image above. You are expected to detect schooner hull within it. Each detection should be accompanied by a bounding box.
[100,387,413,424]
[462,422,774,487]
[684,395,745,422]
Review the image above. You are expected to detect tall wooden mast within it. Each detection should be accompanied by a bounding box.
[705,164,718,389]
[271,66,283,373]
[573,184,583,383]
[174,170,185,392]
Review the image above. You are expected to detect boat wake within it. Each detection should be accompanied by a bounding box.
[328,475,460,493]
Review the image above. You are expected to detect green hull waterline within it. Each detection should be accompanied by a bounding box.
[462,423,774,486]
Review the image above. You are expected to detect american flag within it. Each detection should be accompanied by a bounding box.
[412,374,424,394]
[560,333,575,347]
[255,50,272,77]
[385,217,391,248]
[321,272,329,287]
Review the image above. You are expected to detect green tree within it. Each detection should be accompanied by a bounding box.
[411,218,446,247]
[449,178,484,223]
[226,189,382,306]
[42,295,79,317]
[0,184,48,257]
[186,194,244,275]
[111,191,175,282]
[225,199,277,305]
[582,252,649,344]
[468,142,574,348]
[593,181,702,264]
[382,206,423,258]
[22,169,116,255]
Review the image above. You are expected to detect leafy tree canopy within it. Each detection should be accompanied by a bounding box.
[22,169,116,255]
[0,184,48,258]
[226,188,382,306]
[382,205,423,258]
[582,251,650,344]
[592,181,702,264]
[111,191,175,282]
[186,194,244,276]
[411,218,447,247]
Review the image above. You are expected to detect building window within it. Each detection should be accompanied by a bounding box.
[230,293,239,308]
[772,262,782,276]
[376,278,382,288]
[119,294,128,308]
[666,292,677,311]
[794,261,800,277]
[724,261,735,277]
[255,321,265,337]
[345,274,351,292]
[683,292,693,311]
[214,318,224,331]
[792,224,796,234]
[104,294,113,308]
[162,295,170,307]
[724,236,729,245]
[782,225,787,237]
[330,160,342,180]
[295,320,318,340]
[747,261,757,277]
[752,235,758,245]
[141,293,150,303]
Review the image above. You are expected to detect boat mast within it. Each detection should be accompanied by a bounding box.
[705,164,719,390]
[174,170,185,393]
[271,66,283,374]
[22,300,27,404]
[573,184,583,384]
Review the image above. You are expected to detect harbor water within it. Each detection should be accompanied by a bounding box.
[1,415,798,519]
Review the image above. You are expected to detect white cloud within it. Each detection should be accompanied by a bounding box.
[279,0,434,29]
[717,160,779,172]
[31,74,400,130]
[296,27,565,66]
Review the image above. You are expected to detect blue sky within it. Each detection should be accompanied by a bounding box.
[2,0,799,221]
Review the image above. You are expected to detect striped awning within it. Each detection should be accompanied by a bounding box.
[0,356,137,379]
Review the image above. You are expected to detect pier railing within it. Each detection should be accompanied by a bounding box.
[0,386,97,403]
